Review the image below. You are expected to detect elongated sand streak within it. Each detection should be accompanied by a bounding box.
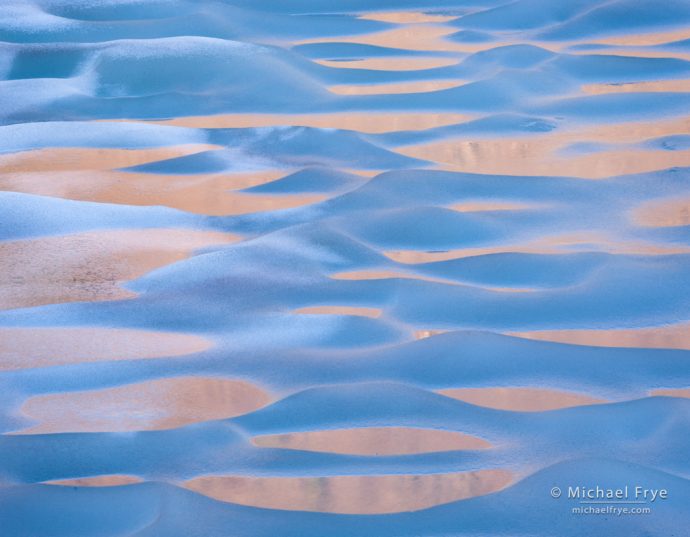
[184,469,513,513]
[439,387,607,412]
[633,197,690,228]
[511,323,690,351]
[252,426,491,455]
[0,145,219,173]
[328,80,465,95]
[44,475,143,487]
[0,170,291,215]
[0,228,239,309]
[293,306,382,318]
[358,12,458,24]
[314,57,460,71]
[145,112,472,134]
[0,327,212,371]
[15,377,271,433]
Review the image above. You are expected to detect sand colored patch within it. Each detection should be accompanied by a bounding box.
[450,201,535,212]
[395,114,690,177]
[387,244,690,263]
[0,169,294,215]
[149,112,471,134]
[295,25,512,55]
[314,57,459,71]
[651,388,690,399]
[439,387,606,412]
[294,306,382,318]
[0,145,219,173]
[15,376,271,434]
[252,426,491,455]
[328,80,465,95]
[511,323,690,351]
[331,269,453,284]
[0,228,239,310]
[184,469,512,513]
[588,28,690,47]
[333,269,418,280]
[296,24,457,51]
[578,115,690,144]
[297,21,690,58]
[343,168,380,178]
[0,327,212,371]
[359,12,458,24]
[573,48,690,61]
[381,248,534,264]
[190,191,327,215]
[384,232,690,264]
[331,270,532,293]
[633,197,690,228]
[582,79,690,94]
[296,24,561,56]
[44,475,143,487]
[415,329,449,340]
[557,235,690,256]
[397,138,690,179]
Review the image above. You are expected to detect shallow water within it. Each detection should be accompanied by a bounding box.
[1,0,690,535]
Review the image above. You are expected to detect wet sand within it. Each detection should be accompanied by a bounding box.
[314,57,460,71]
[0,145,219,173]
[392,114,690,179]
[633,197,690,227]
[0,327,212,371]
[358,12,458,24]
[15,376,271,434]
[582,79,690,94]
[328,80,465,95]
[294,306,383,318]
[414,329,449,340]
[332,269,460,285]
[439,387,606,412]
[331,269,534,293]
[397,137,690,178]
[651,388,690,399]
[511,323,690,351]
[384,233,690,264]
[184,469,513,513]
[588,28,690,47]
[252,426,491,455]
[0,229,239,309]
[0,170,292,215]
[44,475,143,487]
[295,24,504,54]
[149,112,472,134]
